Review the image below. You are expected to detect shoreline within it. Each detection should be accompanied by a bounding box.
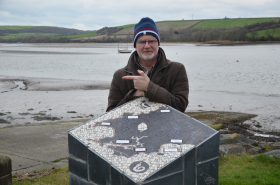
[1,75,280,132]
[0,50,105,55]
[0,75,110,91]
[204,40,280,45]
[2,42,280,47]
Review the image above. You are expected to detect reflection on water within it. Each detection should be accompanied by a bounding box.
[0,43,279,95]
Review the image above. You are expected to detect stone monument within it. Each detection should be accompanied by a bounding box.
[68,97,219,185]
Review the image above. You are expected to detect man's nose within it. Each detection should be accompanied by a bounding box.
[144,41,151,48]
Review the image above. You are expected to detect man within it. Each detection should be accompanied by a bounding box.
[106,17,189,112]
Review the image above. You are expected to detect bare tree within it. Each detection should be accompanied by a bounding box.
[265,29,272,39]
[250,28,259,41]
[271,25,278,40]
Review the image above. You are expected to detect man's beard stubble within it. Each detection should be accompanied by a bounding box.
[140,49,156,61]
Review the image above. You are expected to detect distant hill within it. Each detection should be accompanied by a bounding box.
[193,18,279,29]
[113,18,279,35]
[0,17,279,43]
[0,26,94,41]
[0,26,93,34]
[114,20,201,35]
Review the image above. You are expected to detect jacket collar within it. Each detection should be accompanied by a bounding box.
[124,47,170,76]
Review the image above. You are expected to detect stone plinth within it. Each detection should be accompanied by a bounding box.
[0,155,12,185]
[68,97,219,185]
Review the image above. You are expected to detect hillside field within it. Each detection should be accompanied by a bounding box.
[0,26,93,40]
[0,26,35,30]
[247,27,280,38]
[113,18,279,36]
[0,33,58,39]
[193,18,279,29]
[115,20,201,35]
[1,17,279,42]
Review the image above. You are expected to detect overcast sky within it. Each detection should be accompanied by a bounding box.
[0,0,279,31]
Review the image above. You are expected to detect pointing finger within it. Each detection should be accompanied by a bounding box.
[122,76,137,80]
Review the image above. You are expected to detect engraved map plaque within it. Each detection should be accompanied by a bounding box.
[68,97,219,185]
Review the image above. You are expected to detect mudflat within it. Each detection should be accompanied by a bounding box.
[0,76,110,126]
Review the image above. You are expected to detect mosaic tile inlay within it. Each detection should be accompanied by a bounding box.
[70,97,217,183]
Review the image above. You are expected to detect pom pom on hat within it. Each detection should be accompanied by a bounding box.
[133,17,160,48]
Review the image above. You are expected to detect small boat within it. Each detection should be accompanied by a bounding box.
[118,43,132,53]
[118,48,132,53]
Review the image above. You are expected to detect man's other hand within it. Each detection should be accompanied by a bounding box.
[133,90,145,97]
[122,70,150,92]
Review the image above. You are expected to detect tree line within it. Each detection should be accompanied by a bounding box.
[0,20,279,43]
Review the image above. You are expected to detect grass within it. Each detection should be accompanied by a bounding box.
[193,18,279,29]
[0,26,35,30]
[247,28,280,39]
[13,166,69,185]
[0,33,58,39]
[219,153,280,185]
[52,157,68,163]
[156,20,200,28]
[209,124,222,130]
[60,32,97,38]
[12,154,280,184]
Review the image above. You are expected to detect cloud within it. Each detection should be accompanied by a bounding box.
[0,0,279,30]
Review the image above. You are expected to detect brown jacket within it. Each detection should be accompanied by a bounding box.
[106,47,189,112]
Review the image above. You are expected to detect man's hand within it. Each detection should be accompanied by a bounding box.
[133,90,145,97]
[122,70,150,92]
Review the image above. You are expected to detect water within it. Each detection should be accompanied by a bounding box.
[0,43,279,96]
[13,80,26,90]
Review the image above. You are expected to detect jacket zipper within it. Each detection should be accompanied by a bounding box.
[124,70,134,75]
[151,64,168,80]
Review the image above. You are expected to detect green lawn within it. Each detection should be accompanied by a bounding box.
[0,33,58,39]
[194,18,279,29]
[60,32,97,38]
[12,154,280,185]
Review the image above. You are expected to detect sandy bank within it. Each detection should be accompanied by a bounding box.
[0,76,110,91]
[0,50,105,55]
[0,76,110,127]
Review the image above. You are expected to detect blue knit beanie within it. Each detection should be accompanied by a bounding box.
[133,17,160,48]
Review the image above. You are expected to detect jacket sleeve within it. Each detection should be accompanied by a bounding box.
[144,65,189,112]
[106,70,138,112]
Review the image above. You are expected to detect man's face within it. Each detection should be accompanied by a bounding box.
[135,35,159,62]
